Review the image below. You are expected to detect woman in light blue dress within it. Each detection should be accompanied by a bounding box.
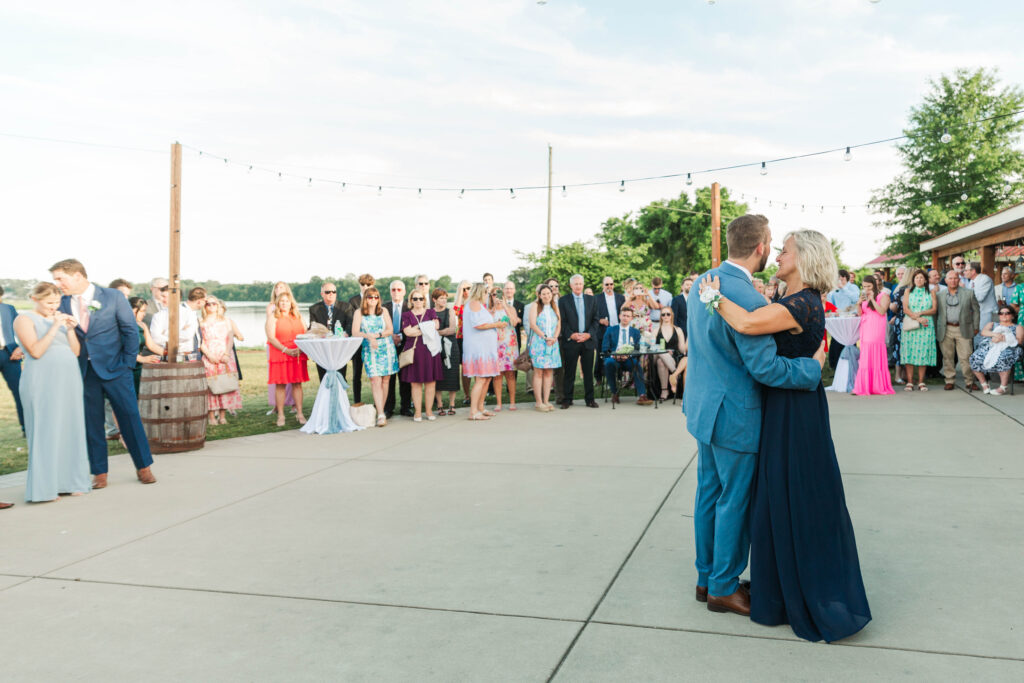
[528,284,562,411]
[352,286,398,427]
[12,282,90,502]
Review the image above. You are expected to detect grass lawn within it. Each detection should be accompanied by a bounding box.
[1,349,617,476]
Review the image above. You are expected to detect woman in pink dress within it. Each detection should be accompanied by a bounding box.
[488,287,519,411]
[200,296,243,425]
[853,275,894,396]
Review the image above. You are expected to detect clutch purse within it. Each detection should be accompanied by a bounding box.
[398,328,419,368]
[349,403,377,428]
[901,317,920,332]
[207,371,239,395]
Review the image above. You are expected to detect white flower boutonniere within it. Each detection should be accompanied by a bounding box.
[699,287,722,315]
[88,300,103,312]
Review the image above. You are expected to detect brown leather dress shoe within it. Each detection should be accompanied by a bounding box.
[611,393,620,404]
[136,467,157,485]
[637,397,653,405]
[697,580,749,603]
[707,587,751,616]
[944,383,954,391]
[92,473,108,489]
[0,501,14,509]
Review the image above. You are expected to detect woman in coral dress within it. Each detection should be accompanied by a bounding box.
[265,292,309,426]
[201,296,243,425]
[853,275,894,396]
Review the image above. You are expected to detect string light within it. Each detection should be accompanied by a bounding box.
[307,177,313,186]
[277,172,282,182]
[843,146,852,162]
[247,165,253,173]
[418,188,423,199]
[619,180,626,192]
[561,185,567,198]
[925,199,932,206]
[459,189,465,199]
[377,186,382,196]
[686,173,693,186]
[510,188,516,199]
[961,192,968,201]
[842,205,847,214]
[760,161,768,176]
[340,182,346,192]
[941,129,952,144]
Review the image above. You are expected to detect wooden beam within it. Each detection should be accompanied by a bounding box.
[980,245,996,279]
[931,251,940,271]
[711,182,721,268]
[167,142,182,361]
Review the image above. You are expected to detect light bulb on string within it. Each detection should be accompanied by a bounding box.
[561,185,567,198]
[686,173,693,186]
[510,188,516,199]
[843,147,852,162]
[801,204,805,213]
[198,150,203,157]
[340,182,346,192]
[247,165,253,173]
[308,177,313,187]
[820,206,824,214]
[768,200,772,208]
[940,129,952,144]
[842,205,847,214]
[961,192,968,201]
[277,172,282,182]
[925,199,932,207]
[760,162,768,176]
[459,189,465,199]
[619,180,626,192]
[418,188,423,199]
[377,186,382,196]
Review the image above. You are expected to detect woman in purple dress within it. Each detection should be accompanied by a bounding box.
[399,289,443,422]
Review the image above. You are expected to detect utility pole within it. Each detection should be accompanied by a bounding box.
[546,144,553,250]
[168,142,182,361]
[711,181,721,268]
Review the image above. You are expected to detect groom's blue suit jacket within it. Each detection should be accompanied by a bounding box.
[682,262,820,454]
[59,285,139,381]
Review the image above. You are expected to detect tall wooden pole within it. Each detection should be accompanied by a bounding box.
[168,142,182,362]
[546,144,553,250]
[711,181,722,268]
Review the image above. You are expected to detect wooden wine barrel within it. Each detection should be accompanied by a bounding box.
[138,361,207,453]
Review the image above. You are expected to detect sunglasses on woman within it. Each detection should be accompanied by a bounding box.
[411,297,425,302]
[365,295,379,300]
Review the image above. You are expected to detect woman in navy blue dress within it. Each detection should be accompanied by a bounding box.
[701,229,870,643]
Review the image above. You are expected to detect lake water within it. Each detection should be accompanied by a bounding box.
[225,302,312,348]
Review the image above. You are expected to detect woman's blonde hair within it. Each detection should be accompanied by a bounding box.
[270,281,294,302]
[202,297,224,323]
[272,292,299,319]
[466,283,489,305]
[785,229,839,295]
[31,282,62,300]
[453,280,472,306]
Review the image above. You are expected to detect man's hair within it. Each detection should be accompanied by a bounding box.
[150,277,169,288]
[651,276,663,287]
[725,214,770,259]
[838,269,851,280]
[619,305,634,315]
[108,278,132,290]
[482,272,494,280]
[389,279,405,291]
[321,281,335,292]
[358,273,375,287]
[569,273,584,285]
[187,287,207,302]
[0,285,4,297]
[968,261,981,272]
[49,258,87,278]
[129,296,147,313]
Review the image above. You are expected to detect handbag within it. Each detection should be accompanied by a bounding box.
[902,317,920,332]
[349,403,377,428]
[207,369,239,395]
[514,351,533,372]
[398,312,423,368]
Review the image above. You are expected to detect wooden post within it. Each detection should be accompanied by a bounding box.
[711,182,721,268]
[168,142,182,361]
[546,144,553,250]
[980,244,996,279]
[931,251,940,272]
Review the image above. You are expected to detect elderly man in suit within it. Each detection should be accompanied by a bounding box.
[936,269,981,391]
[308,281,354,381]
[684,215,823,616]
[558,274,600,408]
[50,258,155,489]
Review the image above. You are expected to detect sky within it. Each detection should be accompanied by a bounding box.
[2,0,1023,287]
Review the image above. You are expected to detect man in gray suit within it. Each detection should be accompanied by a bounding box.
[936,269,981,391]
[964,262,997,326]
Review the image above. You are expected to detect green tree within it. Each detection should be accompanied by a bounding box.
[598,186,749,290]
[513,241,662,296]
[868,68,1024,265]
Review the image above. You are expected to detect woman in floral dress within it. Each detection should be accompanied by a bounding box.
[1007,277,1024,382]
[488,288,519,411]
[898,270,937,391]
[624,284,654,340]
[528,284,562,411]
[200,296,242,424]
[352,286,398,427]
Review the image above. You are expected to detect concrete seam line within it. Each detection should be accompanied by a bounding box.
[842,471,1024,481]
[31,575,586,624]
[0,576,34,594]
[588,619,1024,663]
[961,386,1024,429]
[546,449,696,682]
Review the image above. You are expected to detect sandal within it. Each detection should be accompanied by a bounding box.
[468,413,491,421]
[992,385,1008,396]
[276,415,286,427]
[447,408,456,416]
[980,382,991,394]
[482,410,496,417]
[917,383,928,392]
[904,384,914,392]
[509,405,517,411]
[426,414,437,421]
[376,416,387,427]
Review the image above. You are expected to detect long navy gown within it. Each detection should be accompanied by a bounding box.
[751,288,871,643]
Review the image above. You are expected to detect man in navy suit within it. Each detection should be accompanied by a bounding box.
[0,285,25,435]
[594,276,625,381]
[50,259,156,489]
[683,216,824,617]
[558,274,600,408]
[601,307,652,405]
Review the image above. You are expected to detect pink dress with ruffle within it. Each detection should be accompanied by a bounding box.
[852,295,894,396]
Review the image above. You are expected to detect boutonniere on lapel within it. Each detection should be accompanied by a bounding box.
[88,300,103,312]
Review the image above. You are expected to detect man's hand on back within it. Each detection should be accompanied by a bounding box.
[813,341,827,370]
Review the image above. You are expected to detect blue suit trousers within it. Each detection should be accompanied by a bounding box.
[83,365,153,474]
[0,347,24,432]
[694,440,756,596]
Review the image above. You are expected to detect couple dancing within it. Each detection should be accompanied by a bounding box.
[684,215,870,643]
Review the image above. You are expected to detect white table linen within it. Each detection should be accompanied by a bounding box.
[295,336,365,434]
[825,317,861,393]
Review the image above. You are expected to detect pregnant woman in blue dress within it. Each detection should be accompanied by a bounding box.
[13,282,91,502]
[701,229,870,643]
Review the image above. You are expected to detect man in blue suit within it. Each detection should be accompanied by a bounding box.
[50,259,156,489]
[0,285,25,436]
[601,306,652,405]
[683,215,824,616]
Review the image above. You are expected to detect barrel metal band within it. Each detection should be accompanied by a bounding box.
[139,390,209,399]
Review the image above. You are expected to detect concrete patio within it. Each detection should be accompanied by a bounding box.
[1,389,1022,681]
